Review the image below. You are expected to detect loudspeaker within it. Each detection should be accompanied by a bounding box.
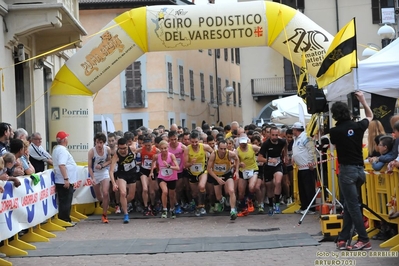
[347,92,360,118]
[306,85,328,114]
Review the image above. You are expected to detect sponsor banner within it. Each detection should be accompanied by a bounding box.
[50,95,93,163]
[66,20,144,94]
[371,94,397,133]
[146,1,267,51]
[270,11,333,77]
[72,166,97,205]
[0,170,57,241]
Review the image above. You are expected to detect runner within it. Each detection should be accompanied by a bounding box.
[88,132,112,223]
[109,138,140,224]
[150,140,180,218]
[207,140,240,220]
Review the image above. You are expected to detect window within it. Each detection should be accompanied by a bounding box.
[225,79,230,106]
[231,48,234,63]
[167,62,173,94]
[128,119,143,132]
[192,122,197,130]
[125,61,144,107]
[208,49,212,56]
[233,81,237,106]
[170,118,174,127]
[179,65,184,97]
[200,73,205,102]
[224,48,228,61]
[216,49,220,59]
[210,75,214,104]
[182,119,186,128]
[189,70,194,101]
[372,0,395,24]
[283,58,300,91]
[94,121,102,136]
[235,48,240,65]
[238,82,242,107]
[217,77,222,105]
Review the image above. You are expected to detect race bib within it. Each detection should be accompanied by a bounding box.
[267,157,281,167]
[143,159,152,169]
[123,160,136,171]
[176,158,181,166]
[243,170,254,180]
[160,167,173,176]
[214,164,227,172]
[190,163,203,173]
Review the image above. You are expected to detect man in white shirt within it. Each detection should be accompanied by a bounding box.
[29,132,53,172]
[52,131,77,223]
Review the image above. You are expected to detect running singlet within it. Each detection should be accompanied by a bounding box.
[214,150,231,176]
[92,145,109,180]
[116,147,137,179]
[157,152,178,181]
[188,144,206,176]
[237,144,259,172]
[168,142,184,173]
[141,145,157,170]
[259,138,286,166]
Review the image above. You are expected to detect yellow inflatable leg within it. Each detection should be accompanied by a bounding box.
[0,239,28,256]
[33,224,56,238]
[0,258,12,266]
[40,218,66,231]
[52,214,73,227]
[70,205,88,219]
[108,206,115,214]
[11,234,36,250]
[93,202,103,215]
[20,227,49,243]
[282,202,301,214]
[70,215,80,222]
[380,234,399,248]
[75,203,95,215]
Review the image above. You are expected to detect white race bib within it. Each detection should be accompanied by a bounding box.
[123,160,136,171]
[143,159,152,169]
[214,164,227,173]
[190,163,203,173]
[160,167,173,176]
[176,158,181,166]
[267,157,281,167]
[243,170,254,180]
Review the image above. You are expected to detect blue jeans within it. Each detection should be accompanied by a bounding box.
[338,165,369,242]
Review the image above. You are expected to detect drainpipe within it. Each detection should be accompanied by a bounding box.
[335,0,340,32]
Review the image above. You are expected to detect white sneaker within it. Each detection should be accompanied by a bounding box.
[287,197,293,205]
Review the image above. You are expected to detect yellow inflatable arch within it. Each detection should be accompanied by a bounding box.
[49,1,333,162]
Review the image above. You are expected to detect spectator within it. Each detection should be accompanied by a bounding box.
[13,128,28,140]
[0,122,12,155]
[367,120,385,158]
[9,139,26,177]
[369,136,395,171]
[29,132,53,172]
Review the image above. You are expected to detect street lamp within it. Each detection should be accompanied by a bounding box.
[377,24,395,48]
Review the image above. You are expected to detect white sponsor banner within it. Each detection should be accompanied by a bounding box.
[0,167,98,241]
[72,166,97,205]
[0,170,57,241]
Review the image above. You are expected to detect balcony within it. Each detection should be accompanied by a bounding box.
[251,76,316,99]
[123,90,145,108]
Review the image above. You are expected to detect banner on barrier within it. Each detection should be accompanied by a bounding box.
[72,166,97,205]
[0,170,58,240]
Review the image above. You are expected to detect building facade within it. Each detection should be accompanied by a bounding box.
[78,0,242,133]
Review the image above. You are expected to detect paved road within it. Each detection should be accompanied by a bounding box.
[6,212,399,266]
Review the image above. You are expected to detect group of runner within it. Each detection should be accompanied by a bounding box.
[88,122,294,224]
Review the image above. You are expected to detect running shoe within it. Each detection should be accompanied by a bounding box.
[209,205,215,214]
[170,210,176,219]
[200,207,207,216]
[237,209,249,217]
[287,197,293,205]
[247,199,255,213]
[274,204,281,214]
[115,205,121,214]
[349,241,372,251]
[101,214,109,224]
[195,208,201,217]
[230,209,238,220]
[127,203,134,213]
[175,204,182,214]
[161,211,168,219]
[123,214,129,224]
[215,202,224,213]
[258,206,264,214]
[268,207,274,216]
[336,240,347,250]
[144,207,153,216]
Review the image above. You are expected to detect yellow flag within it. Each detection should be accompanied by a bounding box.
[297,50,308,103]
[306,114,319,137]
[316,18,357,88]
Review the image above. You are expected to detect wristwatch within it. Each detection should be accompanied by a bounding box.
[64,178,69,181]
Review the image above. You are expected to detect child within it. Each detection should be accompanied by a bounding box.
[370,136,395,171]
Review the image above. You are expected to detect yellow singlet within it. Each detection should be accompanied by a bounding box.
[237,144,259,172]
[188,143,206,176]
[214,150,231,176]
